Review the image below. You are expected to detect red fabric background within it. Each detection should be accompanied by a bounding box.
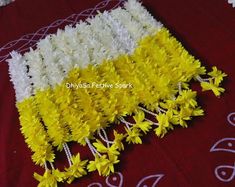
[0,0,235,186]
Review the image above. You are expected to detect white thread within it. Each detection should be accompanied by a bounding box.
[158,107,166,113]
[138,106,157,116]
[178,82,182,93]
[85,138,101,157]
[44,162,48,170]
[98,128,114,147]
[196,75,211,83]
[145,118,159,126]
[64,143,73,159]
[119,117,134,126]
[100,128,114,144]
[49,162,55,170]
[157,108,162,114]
[63,143,72,166]
[119,117,132,130]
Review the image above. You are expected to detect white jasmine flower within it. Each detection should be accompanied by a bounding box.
[7,51,32,102]
[102,11,136,54]
[88,13,125,59]
[8,0,164,94]
[24,49,50,92]
[124,0,163,34]
[53,26,79,56]
[37,36,65,87]
[51,29,76,74]
[75,22,99,66]
[110,8,147,40]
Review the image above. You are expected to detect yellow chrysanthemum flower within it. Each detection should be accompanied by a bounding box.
[113,130,126,151]
[133,110,152,134]
[65,154,88,184]
[125,127,142,144]
[93,140,120,157]
[201,81,225,97]
[87,154,119,176]
[208,66,227,86]
[34,170,58,187]
[155,113,170,138]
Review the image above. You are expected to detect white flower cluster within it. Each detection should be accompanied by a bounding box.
[7,0,163,101]
[7,52,32,102]
[24,48,50,92]
[0,0,13,7]
[124,0,162,34]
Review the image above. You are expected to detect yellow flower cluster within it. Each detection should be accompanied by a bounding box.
[17,97,55,166]
[35,89,70,151]
[34,153,87,186]
[200,66,227,96]
[17,27,226,186]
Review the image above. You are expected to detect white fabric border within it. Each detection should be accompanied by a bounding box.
[0,0,125,63]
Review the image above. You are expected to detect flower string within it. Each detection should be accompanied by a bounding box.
[8,52,55,166]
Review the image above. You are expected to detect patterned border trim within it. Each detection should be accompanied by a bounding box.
[210,112,235,183]
[0,0,125,63]
[87,172,164,187]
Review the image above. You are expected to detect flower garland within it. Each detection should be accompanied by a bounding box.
[7,0,227,186]
[8,52,55,166]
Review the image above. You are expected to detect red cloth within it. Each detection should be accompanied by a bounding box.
[1,0,235,186]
